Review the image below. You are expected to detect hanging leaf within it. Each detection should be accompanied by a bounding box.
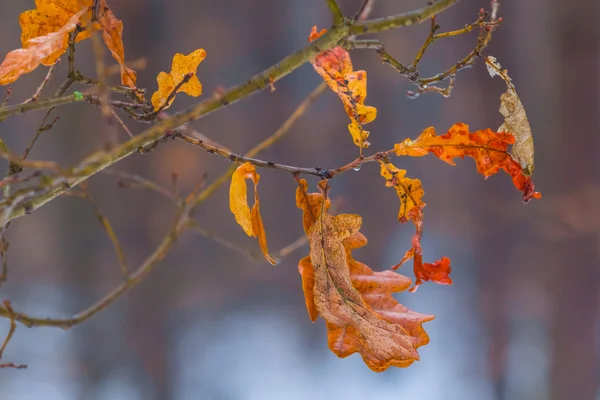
[394,122,541,202]
[0,8,88,85]
[151,48,206,110]
[296,179,434,371]
[379,161,424,222]
[392,207,452,292]
[229,162,275,265]
[485,55,535,176]
[19,0,95,67]
[308,26,377,149]
[97,0,137,88]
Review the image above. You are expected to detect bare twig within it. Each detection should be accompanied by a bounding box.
[104,169,176,202]
[65,188,129,277]
[24,62,60,104]
[326,0,345,25]
[0,301,25,369]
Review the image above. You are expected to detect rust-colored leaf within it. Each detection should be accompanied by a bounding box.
[151,48,206,110]
[394,122,541,202]
[393,207,452,292]
[229,162,275,265]
[19,0,94,67]
[0,8,88,85]
[97,0,136,88]
[296,181,434,372]
[379,161,424,222]
[308,26,377,148]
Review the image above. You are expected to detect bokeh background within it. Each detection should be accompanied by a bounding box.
[0,0,598,399]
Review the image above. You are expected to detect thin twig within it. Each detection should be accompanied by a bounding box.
[65,188,129,277]
[326,0,345,25]
[103,169,176,202]
[24,62,60,104]
[0,301,25,369]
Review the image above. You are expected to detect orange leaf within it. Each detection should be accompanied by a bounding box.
[151,49,206,111]
[97,0,136,88]
[0,8,88,85]
[295,178,331,234]
[19,0,94,67]
[308,26,377,148]
[379,161,424,223]
[391,205,452,292]
[394,122,541,202]
[229,162,275,265]
[296,181,434,371]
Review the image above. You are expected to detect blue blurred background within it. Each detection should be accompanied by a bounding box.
[0,0,598,399]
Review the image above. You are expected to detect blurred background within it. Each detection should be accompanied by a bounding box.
[0,0,598,399]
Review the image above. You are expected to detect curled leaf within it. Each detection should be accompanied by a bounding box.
[229,162,275,265]
[1,8,88,85]
[308,26,377,148]
[98,0,137,88]
[19,0,95,67]
[296,181,433,371]
[394,123,541,202]
[486,56,534,176]
[151,49,206,110]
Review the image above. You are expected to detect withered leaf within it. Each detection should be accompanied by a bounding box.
[229,162,275,265]
[308,26,377,149]
[486,55,535,176]
[151,48,206,110]
[0,8,88,85]
[379,161,424,222]
[98,0,137,88]
[296,180,434,371]
[394,122,541,202]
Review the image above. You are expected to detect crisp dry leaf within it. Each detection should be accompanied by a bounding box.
[379,161,424,222]
[151,49,206,110]
[308,26,377,148]
[229,162,275,265]
[98,0,136,88]
[295,178,331,234]
[393,207,452,292]
[296,180,434,371]
[0,8,87,85]
[486,56,535,176]
[394,123,541,202]
[19,0,94,66]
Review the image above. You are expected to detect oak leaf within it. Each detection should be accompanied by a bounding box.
[97,0,137,88]
[19,0,95,67]
[296,180,434,371]
[229,162,275,265]
[308,26,377,148]
[379,161,424,222]
[394,123,541,202]
[392,207,452,292]
[0,8,88,85]
[151,49,206,110]
[486,55,535,176]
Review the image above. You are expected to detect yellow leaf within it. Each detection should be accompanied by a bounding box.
[151,49,206,111]
[98,0,136,88]
[19,0,94,67]
[379,161,424,223]
[229,162,275,265]
[1,8,87,85]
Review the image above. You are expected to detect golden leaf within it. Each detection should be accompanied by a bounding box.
[229,162,275,265]
[151,49,206,110]
[1,8,87,85]
[19,0,94,66]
